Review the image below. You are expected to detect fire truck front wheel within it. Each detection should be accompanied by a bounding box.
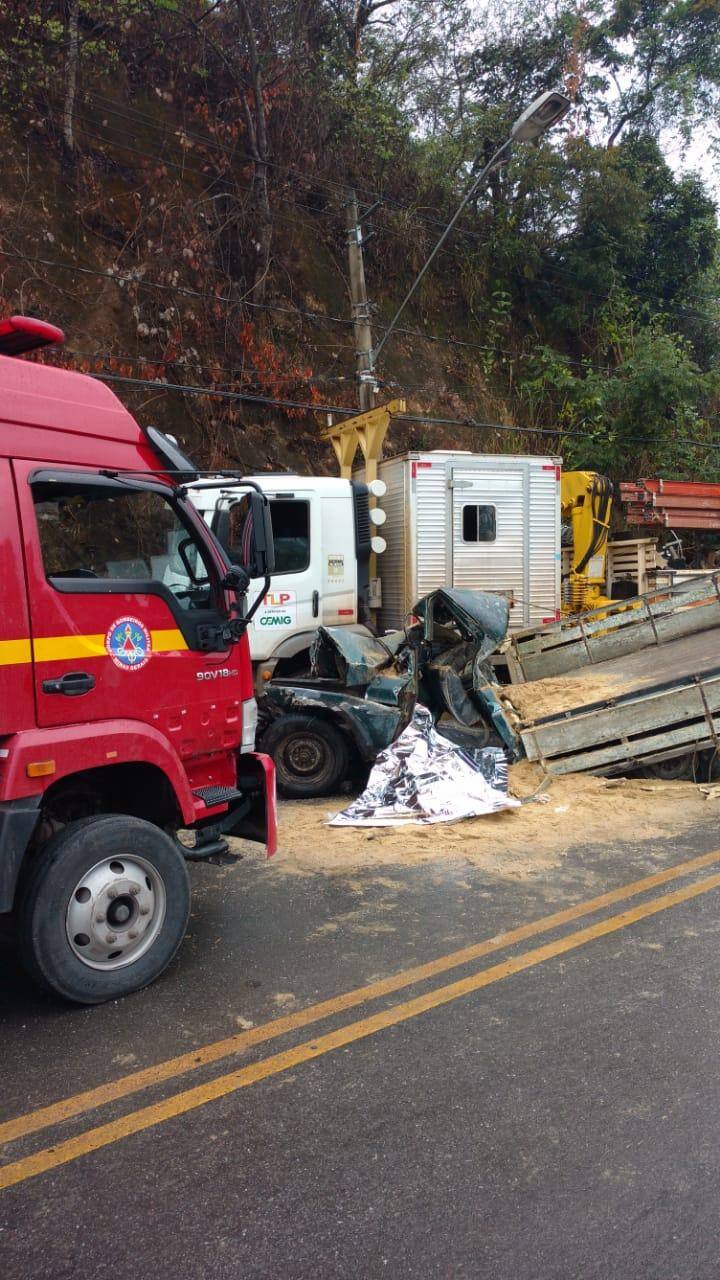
[17,815,191,1004]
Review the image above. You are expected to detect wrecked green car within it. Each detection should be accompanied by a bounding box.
[257,588,510,796]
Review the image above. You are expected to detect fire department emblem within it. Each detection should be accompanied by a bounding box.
[105,617,152,671]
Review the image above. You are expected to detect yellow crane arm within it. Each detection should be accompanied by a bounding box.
[560,471,614,613]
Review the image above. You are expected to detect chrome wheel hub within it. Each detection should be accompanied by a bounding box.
[65,855,166,971]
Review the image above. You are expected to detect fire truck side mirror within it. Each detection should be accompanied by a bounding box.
[218,492,275,580]
[246,491,275,578]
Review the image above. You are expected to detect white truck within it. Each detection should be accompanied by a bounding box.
[189,450,562,794]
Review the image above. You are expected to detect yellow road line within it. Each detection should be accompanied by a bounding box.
[2,867,719,1192]
[4,844,720,1149]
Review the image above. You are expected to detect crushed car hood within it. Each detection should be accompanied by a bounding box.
[262,589,513,766]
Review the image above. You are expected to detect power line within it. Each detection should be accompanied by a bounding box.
[18,83,719,316]
[71,368,720,455]
[80,91,720,310]
[69,120,339,239]
[55,345,720,427]
[88,370,359,416]
[0,245,355,326]
[51,344,357,387]
[531,264,720,329]
[17,100,720,333]
[2,246,621,372]
[8,246,720,407]
[82,90,491,247]
[65,106,477,267]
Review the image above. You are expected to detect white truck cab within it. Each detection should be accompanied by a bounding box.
[189,474,376,675]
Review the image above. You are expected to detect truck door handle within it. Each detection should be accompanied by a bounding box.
[312,589,319,618]
[42,671,96,697]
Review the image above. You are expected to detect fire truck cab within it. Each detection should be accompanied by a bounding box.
[0,316,276,1004]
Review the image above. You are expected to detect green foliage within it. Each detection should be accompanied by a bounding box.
[0,0,718,478]
[0,2,145,105]
[584,0,720,139]
[512,318,715,475]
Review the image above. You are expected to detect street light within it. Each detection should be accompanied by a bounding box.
[367,89,572,381]
[510,90,573,142]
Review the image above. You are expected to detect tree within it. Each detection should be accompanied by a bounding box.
[62,0,79,155]
[582,0,720,145]
[326,1,404,67]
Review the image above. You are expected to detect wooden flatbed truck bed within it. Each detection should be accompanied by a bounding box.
[488,574,720,776]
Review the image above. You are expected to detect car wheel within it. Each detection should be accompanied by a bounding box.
[260,714,350,797]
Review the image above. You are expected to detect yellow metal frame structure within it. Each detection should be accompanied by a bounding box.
[324,399,407,482]
[324,400,406,590]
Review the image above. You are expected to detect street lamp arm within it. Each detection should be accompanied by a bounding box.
[370,136,514,368]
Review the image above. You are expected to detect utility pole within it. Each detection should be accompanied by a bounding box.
[345,190,376,412]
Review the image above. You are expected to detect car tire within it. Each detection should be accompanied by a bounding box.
[260,714,349,797]
[17,815,190,1005]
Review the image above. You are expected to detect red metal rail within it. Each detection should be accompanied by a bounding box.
[620,479,720,529]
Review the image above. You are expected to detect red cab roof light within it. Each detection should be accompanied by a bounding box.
[0,315,65,357]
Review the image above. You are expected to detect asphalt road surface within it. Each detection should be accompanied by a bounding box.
[3,816,720,1279]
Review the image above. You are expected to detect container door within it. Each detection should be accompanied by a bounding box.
[16,463,243,758]
[451,465,529,628]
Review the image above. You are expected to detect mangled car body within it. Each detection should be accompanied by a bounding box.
[259,588,512,796]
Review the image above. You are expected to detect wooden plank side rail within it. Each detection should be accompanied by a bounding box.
[520,668,720,777]
[503,571,720,683]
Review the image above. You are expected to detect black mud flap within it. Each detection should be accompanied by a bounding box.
[232,752,277,854]
[0,797,41,913]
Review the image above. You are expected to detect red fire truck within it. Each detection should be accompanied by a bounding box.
[0,315,277,1004]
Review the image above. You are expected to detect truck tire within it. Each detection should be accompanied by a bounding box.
[17,815,190,1005]
[640,755,695,782]
[261,714,349,798]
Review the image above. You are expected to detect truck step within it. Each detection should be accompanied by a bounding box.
[193,785,243,808]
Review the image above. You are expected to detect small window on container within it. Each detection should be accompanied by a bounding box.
[462,504,496,542]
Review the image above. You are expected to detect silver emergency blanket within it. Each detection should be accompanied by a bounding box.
[329,705,519,827]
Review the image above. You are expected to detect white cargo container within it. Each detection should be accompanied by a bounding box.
[360,450,562,632]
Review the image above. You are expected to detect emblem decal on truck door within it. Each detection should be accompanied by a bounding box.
[105,617,152,670]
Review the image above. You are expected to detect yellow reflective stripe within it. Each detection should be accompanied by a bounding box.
[33,635,106,662]
[0,630,190,666]
[0,639,33,666]
[151,629,188,653]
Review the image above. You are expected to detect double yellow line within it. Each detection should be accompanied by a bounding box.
[3,846,720,1192]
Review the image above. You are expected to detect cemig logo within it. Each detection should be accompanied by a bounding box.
[105,616,151,671]
[255,590,296,629]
